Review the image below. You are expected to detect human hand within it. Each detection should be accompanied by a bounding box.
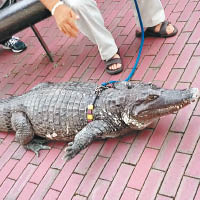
[53,4,79,37]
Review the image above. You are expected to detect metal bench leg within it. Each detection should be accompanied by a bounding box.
[30,25,54,62]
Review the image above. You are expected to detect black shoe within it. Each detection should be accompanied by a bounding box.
[2,36,27,53]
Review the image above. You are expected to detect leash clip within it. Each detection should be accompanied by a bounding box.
[95,85,110,94]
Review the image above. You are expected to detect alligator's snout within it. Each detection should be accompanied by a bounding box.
[190,88,199,102]
[127,86,200,126]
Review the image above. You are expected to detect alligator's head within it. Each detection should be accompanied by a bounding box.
[116,82,199,130]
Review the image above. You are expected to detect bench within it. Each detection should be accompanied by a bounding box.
[0,0,53,61]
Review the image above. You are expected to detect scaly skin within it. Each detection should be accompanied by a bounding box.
[0,81,199,160]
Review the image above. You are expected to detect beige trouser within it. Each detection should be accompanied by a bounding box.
[63,0,165,60]
[132,0,165,27]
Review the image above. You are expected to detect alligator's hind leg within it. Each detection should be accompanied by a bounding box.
[11,112,50,156]
[64,120,112,161]
[25,138,51,157]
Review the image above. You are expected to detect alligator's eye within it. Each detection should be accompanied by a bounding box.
[126,82,132,89]
[148,95,158,100]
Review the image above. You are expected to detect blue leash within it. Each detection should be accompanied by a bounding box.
[101,0,144,86]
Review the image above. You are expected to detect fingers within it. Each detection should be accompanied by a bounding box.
[61,23,78,37]
[66,10,79,37]
[54,6,79,37]
[61,19,78,37]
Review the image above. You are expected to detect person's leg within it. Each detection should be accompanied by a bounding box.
[0,38,11,45]
[63,0,123,74]
[133,0,165,27]
[0,1,26,53]
[133,0,177,37]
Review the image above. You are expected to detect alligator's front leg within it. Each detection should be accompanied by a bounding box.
[64,120,111,161]
[11,112,50,156]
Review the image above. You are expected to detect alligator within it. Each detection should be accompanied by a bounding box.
[0,81,199,160]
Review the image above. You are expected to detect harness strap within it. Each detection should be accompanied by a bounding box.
[87,85,112,122]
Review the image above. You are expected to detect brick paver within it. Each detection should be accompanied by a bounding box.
[0,0,199,199]
[159,153,190,197]
[175,176,199,200]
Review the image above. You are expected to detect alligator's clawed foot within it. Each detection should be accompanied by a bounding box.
[68,142,74,146]
[63,142,79,161]
[24,138,51,157]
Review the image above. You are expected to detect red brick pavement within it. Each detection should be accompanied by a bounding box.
[0,0,200,199]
